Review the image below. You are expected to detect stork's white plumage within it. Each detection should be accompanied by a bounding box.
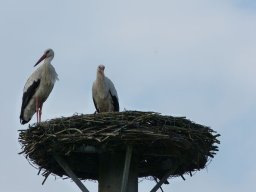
[20,48,58,124]
[92,64,119,113]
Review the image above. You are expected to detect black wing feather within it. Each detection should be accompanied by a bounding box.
[109,91,119,112]
[93,97,100,113]
[20,80,40,124]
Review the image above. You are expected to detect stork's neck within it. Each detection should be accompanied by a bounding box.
[96,72,107,90]
[43,56,53,65]
[41,58,58,84]
[96,72,108,98]
[97,71,105,82]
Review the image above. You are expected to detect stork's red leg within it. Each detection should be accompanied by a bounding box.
[39,102,43,123]
[36,97,39,123]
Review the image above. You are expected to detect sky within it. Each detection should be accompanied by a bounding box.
[0,0,256,191]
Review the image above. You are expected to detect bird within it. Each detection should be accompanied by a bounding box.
[20,48,58,124]
[92,64,119,113]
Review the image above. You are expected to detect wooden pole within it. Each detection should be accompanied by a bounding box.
[121,145,133,192]
[53,154,90,192]
[98,149,138,192]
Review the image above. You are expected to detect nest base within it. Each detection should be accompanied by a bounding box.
[19,111,220,183]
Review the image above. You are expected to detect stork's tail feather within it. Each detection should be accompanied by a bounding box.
[20,120,28,125]
[20,116,29,125]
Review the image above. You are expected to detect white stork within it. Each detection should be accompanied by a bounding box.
[92,64,119,113]
[20,48,58,124]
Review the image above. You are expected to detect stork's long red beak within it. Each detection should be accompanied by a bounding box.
[34,53,47,67]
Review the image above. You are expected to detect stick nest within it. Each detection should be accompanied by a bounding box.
[19,111,220,182]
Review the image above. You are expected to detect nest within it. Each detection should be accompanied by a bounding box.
[18,111,220,182]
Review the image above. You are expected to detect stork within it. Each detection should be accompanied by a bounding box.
[92,64,119,113]
[20,48,58,124]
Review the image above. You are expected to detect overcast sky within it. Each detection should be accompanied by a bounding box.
[0,0,256,191]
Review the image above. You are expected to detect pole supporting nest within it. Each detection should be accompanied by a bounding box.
[98,147,138,192]
[121,145,133,192]
[150,168,177,192]
[53,154,90,192]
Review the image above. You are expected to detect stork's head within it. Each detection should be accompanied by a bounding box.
[34,48,54,67]
[97,64,105,76]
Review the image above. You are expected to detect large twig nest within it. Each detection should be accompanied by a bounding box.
[18,111,220,182]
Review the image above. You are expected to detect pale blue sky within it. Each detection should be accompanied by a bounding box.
[0,0,255,191]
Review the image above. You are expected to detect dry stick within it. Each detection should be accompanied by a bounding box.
[42,172,50,185]
[88,125,118,136]
[55,128,83,135]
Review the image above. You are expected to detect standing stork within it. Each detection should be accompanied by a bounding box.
[20,48,58,124]
[92,64,119,113]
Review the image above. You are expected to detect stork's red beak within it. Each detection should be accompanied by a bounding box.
[34,53,47,67]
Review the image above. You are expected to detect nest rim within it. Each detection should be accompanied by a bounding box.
[19,111,220,182]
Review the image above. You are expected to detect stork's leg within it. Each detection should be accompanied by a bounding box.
[39,102,43,123]
[36,97,39,123]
